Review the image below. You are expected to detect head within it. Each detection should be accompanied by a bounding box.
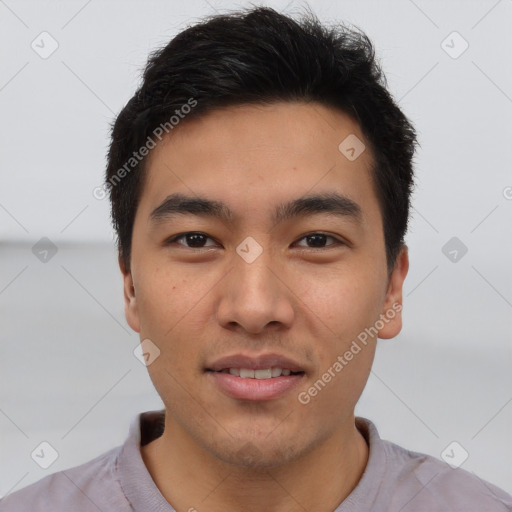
[106,6,415,467]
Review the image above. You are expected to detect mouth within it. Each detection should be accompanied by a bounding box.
[205,353,306,401]
[207,367,304,379]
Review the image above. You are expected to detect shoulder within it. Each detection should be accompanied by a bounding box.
[381,439,512,511]
[0,445,130,512]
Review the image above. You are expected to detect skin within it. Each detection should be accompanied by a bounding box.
[120,101,409,512]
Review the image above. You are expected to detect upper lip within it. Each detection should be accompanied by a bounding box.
[206,353,306,373]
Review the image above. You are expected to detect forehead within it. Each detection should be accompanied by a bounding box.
[148,101,369,163]
[138,102,379,227]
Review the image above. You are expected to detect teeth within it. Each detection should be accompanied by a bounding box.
[254,369,272,379]
[221,367,298,379]
[271,367,282,377]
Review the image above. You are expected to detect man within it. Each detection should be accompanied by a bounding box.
[2,5,511,512]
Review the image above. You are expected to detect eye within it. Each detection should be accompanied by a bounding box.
[165,231,345,250]
[166,232,218,248]
[294,233,344,249]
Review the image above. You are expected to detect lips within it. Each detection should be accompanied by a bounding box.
[205,353,306,401]
[217,368,297,379]
[205,353,306,373]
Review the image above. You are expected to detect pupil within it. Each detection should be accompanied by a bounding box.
[187,233,205,247]
[307,234,326,247]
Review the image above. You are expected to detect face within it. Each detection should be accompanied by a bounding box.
[121,102,408,467]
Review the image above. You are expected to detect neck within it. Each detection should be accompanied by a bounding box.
[141,413,369,512]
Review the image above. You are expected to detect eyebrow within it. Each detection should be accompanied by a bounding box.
[149,192,362,227]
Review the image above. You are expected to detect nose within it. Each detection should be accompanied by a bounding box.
[215,248,295,335]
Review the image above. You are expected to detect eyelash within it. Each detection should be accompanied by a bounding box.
[165,232,345,250]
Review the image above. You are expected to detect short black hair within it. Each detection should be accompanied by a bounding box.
[106,5,417,273]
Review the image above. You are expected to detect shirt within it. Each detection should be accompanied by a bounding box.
[1,409,511,511]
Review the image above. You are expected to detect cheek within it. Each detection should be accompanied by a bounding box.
[296,266,383,402]
[134,264,217,373]
[295,319,377,432]
[135,262,196,334]
[136,282,175,336]
[299,266,384,345]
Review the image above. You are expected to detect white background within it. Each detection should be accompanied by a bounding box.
[1,0,511,500]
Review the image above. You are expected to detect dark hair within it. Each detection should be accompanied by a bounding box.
[106,5,417,273]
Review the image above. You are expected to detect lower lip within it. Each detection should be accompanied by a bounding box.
[207,371,304,401]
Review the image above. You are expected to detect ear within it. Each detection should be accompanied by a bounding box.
[119,253,140,333]
[377,245,409,339]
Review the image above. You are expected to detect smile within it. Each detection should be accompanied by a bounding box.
[207,369,305,401]
[213,368,303,379]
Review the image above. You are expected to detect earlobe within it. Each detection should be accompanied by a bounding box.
[119,253,141,333]
[377,245,409,340]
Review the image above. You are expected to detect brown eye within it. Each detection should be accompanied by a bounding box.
[167,232,217,248]
[295,233,343,249]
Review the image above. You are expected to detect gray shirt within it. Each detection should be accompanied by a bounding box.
[1,409,511,511]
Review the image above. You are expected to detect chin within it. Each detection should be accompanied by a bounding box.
[203,433,307,470]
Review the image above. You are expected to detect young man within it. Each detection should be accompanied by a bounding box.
[2,6,511,512]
